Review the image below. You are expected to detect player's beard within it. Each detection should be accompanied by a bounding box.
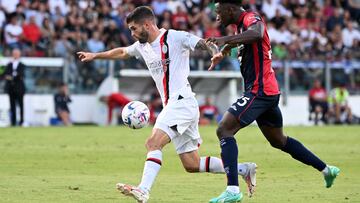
[138,28,149,44]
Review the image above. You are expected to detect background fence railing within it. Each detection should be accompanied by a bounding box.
[1,57,359,97]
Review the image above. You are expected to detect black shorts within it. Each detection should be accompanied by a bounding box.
[56,107,70,117]
[227,92,283,128]
[310,101,328,112]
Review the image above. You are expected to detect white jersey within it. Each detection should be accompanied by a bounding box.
[126,28,201,106]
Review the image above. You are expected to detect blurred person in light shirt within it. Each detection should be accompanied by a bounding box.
[329,83,353,124]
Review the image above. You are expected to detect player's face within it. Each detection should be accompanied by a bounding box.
[128,22,149,43]
[215,3,233,27]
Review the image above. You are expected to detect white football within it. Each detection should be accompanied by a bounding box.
[122,101,150,129]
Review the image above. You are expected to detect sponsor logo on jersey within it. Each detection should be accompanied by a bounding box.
[148,58,171,75]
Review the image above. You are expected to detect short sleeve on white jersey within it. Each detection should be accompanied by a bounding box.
[171,30,201,51]
[125,41,141,59]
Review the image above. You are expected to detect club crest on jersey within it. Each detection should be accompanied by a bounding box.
[162,45,168,54]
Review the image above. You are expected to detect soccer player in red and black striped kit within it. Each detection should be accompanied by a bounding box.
[206,1,340,202]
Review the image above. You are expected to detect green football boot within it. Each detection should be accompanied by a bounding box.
[209,190,243,203]
[324,165,340,188]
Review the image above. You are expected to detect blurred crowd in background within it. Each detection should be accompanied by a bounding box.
[0,0,359,93]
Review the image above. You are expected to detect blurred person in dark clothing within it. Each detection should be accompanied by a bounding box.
[54,83,72,126]
[271,9,286,29]
[4,49,26,126]
[326,8,344,31]
[348,0,360,21]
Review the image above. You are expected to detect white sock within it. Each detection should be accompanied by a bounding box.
[138,150,162,193]
[199,157,248,177]
[322,165,329,176]
[237,163,247,176]
[226,185,240,194]
[199,157,224,173]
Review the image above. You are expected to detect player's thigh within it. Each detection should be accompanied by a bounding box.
[257,106,287,148]
[145,127,171,151]
[256,95,283,128]
[221,93,267,136]
[177,116,202,172]
[179,150,200,172]
[172,120,202,155]
[156,96,199,134]
[155,96,201,154]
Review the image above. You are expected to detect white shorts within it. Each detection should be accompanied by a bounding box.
[154,95,202,154]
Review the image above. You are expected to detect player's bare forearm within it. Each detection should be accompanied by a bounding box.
[207,22,264,47]
[94,48,129,60]
[195,39,219,56]
[77,47,129,62]
[223,22,264,45]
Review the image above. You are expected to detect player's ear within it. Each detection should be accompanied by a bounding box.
[143,21,150,30]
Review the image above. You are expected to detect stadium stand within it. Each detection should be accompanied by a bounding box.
[0,0,359,94]
[0,0,359,126]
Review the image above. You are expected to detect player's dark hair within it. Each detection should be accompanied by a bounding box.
[126,6,156,24]
[214,0,242,5]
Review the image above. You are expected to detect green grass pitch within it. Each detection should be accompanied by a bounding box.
[0,126,359,203]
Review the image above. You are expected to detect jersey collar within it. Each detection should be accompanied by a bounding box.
[236,11,247,27]
[150,28,167,45]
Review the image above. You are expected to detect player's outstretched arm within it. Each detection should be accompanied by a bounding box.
[206,21,264,47]
[77,47,130,62]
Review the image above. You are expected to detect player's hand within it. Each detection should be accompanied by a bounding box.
[208,52,224,71]
[77,51,96,62]
[205,41,220,56]
[221,44,233,56]
[206,37,226,47]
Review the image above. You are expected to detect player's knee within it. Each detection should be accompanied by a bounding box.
[269,136,287,149]
[145,137,161,151]
[216,120,225,137]
[269,140,283,149]
[216,123,229,139]
[216,126,223,139]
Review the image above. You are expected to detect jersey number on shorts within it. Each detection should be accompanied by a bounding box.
[237,96,250,106]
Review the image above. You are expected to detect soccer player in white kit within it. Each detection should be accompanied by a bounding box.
[77,6,256,203]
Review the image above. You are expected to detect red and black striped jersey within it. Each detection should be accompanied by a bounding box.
[236,11,280,96]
